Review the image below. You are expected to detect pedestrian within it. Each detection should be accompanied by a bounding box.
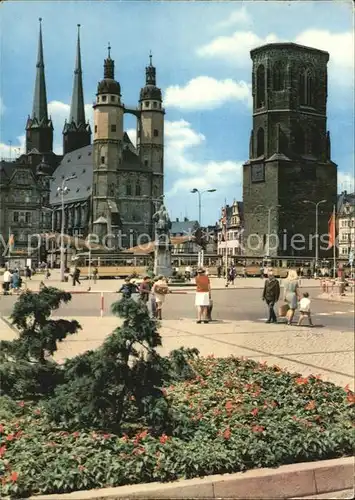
[242,266,247,278]
[283,269,301,325]
[139,276,151,304]
[229,266,236,285]
[150,278,158,318]
[297,292,313,327]
[72,267,81,286]
[25,266,32,280]
[194,268,211,324]
[45,267,51,279]
[217,265,222,278]
[118,278,138,298]
[11,270,21,294]
[151,276,169,320]
[262,269,280,323]
[2,268,12,295]
[93,266,98,284]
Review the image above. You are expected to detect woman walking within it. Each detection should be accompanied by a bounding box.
[195,268,211,324]
[283,269,301,325]
[151,276,169,320]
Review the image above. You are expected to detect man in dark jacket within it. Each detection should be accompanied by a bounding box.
[262,269,280,323]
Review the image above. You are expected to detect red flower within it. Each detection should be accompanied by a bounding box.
[0,445,6,457]
[252,389,261,397]
[292,415,298,421]
[252,425,265,433]
[34,408,41,415]
[159,434,169,444]
[223,427,231,440]
[122,434,129,442]
[78,465,85,472]
[6,434,15,442]
[10,471,18,482]
[103,434,110,439]
[346,393,355,404]
[225,401,233,411]
[305,400,316,411]
[0,424,4,434]
[17,401,25,408]
[295,377,309,385]
[344,384,351,393]
[72,431,80,438]
[251,408,259,417]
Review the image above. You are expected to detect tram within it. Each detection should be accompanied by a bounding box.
[71,252,152,279]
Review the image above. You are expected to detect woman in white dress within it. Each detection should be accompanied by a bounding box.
[195,268,211,324]
[151,276,169,320]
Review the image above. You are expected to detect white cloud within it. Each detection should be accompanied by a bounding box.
[196,30,278,64]
[338,171,355,193]
[164,76,251,111]
[215,6,252,29]
[0,135,25,160]
[163,119,242,196]
[48,101,94,128]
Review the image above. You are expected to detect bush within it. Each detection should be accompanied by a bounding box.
[1,357,354,498]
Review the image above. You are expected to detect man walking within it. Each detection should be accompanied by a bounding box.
[262,269,280,324]
[72,267,81,286]
[2,268,12,295]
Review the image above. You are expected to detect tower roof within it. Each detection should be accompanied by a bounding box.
[69,24,86,126]
[32,18,49,122]
[97,43,121,96]
[140,52,162,101]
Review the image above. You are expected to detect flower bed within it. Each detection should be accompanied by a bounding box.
[1,356,354,498]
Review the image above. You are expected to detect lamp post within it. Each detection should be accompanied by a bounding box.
[303,199,326,274]
[57,175,77,282]
[254,204,281,258]
[42,206,55,268]
[190,188,216,267]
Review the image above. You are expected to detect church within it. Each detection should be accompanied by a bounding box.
[0,19,165,262]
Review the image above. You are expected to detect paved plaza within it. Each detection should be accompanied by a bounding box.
[1,284,353,389]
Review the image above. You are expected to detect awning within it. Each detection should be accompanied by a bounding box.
[108,200,119,213]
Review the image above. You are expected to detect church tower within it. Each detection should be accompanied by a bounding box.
[243,42,337,258]
[138,53,165,212]
[62,25,91,154]
[25,18,53,155]
[91,45,124,240]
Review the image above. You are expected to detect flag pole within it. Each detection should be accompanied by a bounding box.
[333,204,336,279]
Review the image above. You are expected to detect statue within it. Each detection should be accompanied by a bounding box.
[152,204,172,241]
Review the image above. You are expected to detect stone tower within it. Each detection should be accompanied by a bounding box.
[138,53,165,233]
[243,42,337,258]
[25,18,53,155]
[92,45,124,241]
[62,25,91,154]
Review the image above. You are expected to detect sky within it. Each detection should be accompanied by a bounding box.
[0,0,354,225]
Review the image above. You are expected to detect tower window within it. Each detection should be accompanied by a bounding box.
[256,65,265,108]
[126,182,132,196]
[145,102,149,107]
[136,181,141,196]
[95,125,97,133]
[111,96,115,102]
[256,128,265,156]
[144,159,148,167]
[25,212,31,223]
[101,156,105,164]
[13,212,19,222]
[153,102,157,108]
[273,62,285,91]
[300,69,314,106]
[154,129,159,137]
[111,124,117,132]
[102,95,107,102]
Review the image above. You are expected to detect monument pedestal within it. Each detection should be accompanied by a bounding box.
[154,238,173,277]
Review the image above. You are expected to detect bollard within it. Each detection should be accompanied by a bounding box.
[100,292,104,317]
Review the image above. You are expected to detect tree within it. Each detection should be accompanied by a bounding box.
[0,287,80,400]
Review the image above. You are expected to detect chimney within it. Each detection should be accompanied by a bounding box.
[176,217,179,222]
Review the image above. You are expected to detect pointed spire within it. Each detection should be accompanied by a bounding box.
[69,24,86,126]
[146,51,156,86]
[104,42,114,79]
[32,18,48,121]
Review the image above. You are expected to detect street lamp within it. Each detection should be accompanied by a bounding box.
[254,204,281,257]
[190,188,216,226]
[303,199,326,273]
[42,206,56,268]
[57,175,77,282]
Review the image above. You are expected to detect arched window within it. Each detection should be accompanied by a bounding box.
[294,125,306,155]
[135,181,141,196]
[256,65,265,108]
[256,128,265,156]
[273,62,284,91]
[126,182,132,196]
[299,69,314,106]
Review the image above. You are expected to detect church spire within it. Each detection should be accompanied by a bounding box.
[145,50,156,86]
[69,24,86,126]
[32,18,48,121]
[62,24,91,155]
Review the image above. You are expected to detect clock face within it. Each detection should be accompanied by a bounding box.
[251,163,265,183]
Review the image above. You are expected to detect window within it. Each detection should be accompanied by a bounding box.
[95,125,97,133]
[126,182,132,196]
[256,128,265,156]
[300,69,314,106]
[256,65,265,108]
[154,129,159,137]
[153,102,157,108]
[135,182,141,196]
[111,96,115,102]
[101,156,105,164]
[102,95,107,102]
[273,62,285,91]
[13,212,19,222]
[145,102,149,108]
[111,124,117,132]
[144,159,148,167]
[25,212,31,223]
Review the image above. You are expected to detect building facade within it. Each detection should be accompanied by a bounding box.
[337,191,355,262]
[217,200,244,260]
[243,42,337,258]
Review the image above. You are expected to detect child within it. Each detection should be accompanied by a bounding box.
[118,278,138,299]
[297,292,313,327]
